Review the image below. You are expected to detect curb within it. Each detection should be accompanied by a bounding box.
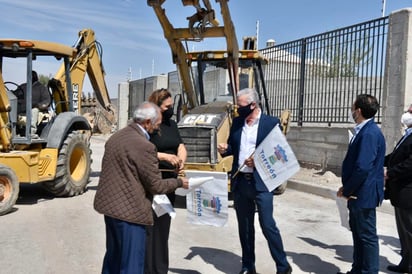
[287,179,394,215]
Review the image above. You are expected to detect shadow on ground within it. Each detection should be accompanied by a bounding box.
[380,234,400,250]
[297,236,398,273]
[287,251,341,273]
[16,183,54,205]
[169,246,241,274]
[168,269,201,274]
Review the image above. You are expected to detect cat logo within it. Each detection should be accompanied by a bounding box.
[181,114,218,125]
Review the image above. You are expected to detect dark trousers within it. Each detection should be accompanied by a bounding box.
[102,215,146,274]
[233,176,289,272]
[348,205,379,274]
[145,211,171,274]
[395,207,412,268]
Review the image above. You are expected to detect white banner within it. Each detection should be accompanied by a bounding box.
[152,194,176,218]
[336,196,350,230]
[326,190,350,230]
[184,170,228,227]
[254,125,300,192]
[175,176,214,196]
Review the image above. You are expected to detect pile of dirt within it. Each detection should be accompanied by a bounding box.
[290,168,341,188]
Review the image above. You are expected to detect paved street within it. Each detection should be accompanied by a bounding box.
[0,136,401,274]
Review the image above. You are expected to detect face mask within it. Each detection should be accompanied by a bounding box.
[349,109,359,124]
[162,107,173,121]
[237,103,253,119]
[151,128,160,136]
[348,111,355,124]
[401,112,412,127]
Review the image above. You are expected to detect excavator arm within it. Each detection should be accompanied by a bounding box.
[51,29,115,133]
[0,73,12,151]
[149,1,292,196]
[148,0,239,110]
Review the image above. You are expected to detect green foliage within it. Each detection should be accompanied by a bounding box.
[38,74,50,86]
[308,33,372,78]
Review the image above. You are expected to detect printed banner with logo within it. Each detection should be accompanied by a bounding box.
[184,170,228,227]
[254,125,300,192]
[152,194,176,218]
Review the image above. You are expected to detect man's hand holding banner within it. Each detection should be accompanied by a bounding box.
[153,124,298,226]
[153,171,228,227]
[254,124,300,192]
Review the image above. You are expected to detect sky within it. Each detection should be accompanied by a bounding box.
[1,0,411,98]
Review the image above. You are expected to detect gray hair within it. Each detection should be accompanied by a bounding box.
[133,101,160,125]
[237,88,260,105]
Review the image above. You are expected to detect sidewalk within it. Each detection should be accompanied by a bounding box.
[286,168,394,215]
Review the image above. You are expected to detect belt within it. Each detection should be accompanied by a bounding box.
[239,172,254,180]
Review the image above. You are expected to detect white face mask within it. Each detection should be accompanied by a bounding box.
[348,110,356,124]
[401,112,412,127]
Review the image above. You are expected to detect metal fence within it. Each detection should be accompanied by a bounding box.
[260,17,389,125]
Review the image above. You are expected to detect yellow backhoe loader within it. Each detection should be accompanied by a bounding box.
[0,29,115,215]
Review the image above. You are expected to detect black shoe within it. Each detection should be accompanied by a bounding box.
[387,264,412,273]
[238,269,256,274]
[337,272,351,274]
[277,265,292,274]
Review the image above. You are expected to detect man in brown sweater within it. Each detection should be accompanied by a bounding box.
[94,101,189,274]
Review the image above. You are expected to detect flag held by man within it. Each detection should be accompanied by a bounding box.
[254,125,300,192]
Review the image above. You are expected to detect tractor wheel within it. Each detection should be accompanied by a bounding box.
[42,131,91,196]
[272,182,288,195]
[0,165,19,216]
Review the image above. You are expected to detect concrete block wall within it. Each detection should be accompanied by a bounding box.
[117,82,129,130]
[144,75,168,96]
[286,126,349,175]
[126,75,168,120]
[167,71,181,100]
[381,8,412,151]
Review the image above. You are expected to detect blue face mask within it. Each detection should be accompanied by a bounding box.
[237,103,253,119]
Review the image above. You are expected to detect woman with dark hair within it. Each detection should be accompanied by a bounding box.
[145,88,187,274]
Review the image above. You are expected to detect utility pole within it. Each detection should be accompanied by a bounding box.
[256,20,260,50]
[127,67,132,81]
[381,0,386,17]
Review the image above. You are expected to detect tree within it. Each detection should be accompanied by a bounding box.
[307,33,373,78]
[38,74,51,86]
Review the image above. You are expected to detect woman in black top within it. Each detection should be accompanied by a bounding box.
[145,88,187,274]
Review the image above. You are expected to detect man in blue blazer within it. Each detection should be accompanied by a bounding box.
[384,106,412,273]
[337,94,385,274]
[218,88,292,274]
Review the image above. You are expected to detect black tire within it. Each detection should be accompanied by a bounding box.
[0,165,19,216]
[42,131,91,196]
[272,182,288,195]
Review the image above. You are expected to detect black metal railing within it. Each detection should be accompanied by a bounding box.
[261,17,389,125]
